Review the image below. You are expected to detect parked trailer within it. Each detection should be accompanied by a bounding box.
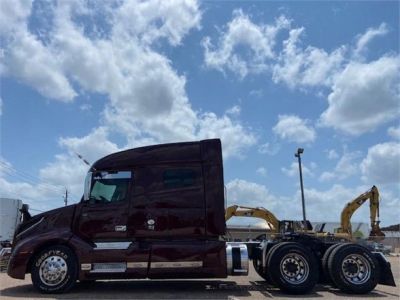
[0,198,23,271]
[7,139,395,294]
[0,198,22,242]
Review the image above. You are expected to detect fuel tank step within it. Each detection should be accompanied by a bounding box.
[90,262,127,273]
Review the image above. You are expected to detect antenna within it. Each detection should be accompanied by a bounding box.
[74,152,96,171]
[64,188,68,206]
[74,152,91,166]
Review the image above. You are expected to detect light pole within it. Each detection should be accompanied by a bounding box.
[295,148,307,227]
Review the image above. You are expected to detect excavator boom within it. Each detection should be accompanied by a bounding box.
[338,185,385,239]
[225,205,280,232]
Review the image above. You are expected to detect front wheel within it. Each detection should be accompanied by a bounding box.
[31,245,78,293]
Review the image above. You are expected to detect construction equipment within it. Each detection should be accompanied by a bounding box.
[225,205,280,233]
[336,185,385,240]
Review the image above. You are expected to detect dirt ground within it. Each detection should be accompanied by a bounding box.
[0,256,399,300]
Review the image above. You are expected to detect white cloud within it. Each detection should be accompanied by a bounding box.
[258,142,280,155]
[281,162,313,178]
[203,15,397,137]
[0,157,77,212]
[196,113,256,159]
[113,0,201,47]
[326,149,339,160]
[202,10,290,78]
[273,115,316,143]
[272,28,345,88]
[361,142,400,184]
[320,56,400,135]
[354,23,388,58]
[226,105,241,117]
[79,103,92,111]
[0,0,32,36]
[319,150,361,182]
[5,30,77,101]
[1,0,76,101]
[387,126,400,140]
[57,127,120,163]
[227,179,273,207]
[1,0,256,165]
[256,167,267,177]
[319,171,335,182]
[249,89,263,98]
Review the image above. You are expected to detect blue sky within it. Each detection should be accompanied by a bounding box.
[1,0,399,227]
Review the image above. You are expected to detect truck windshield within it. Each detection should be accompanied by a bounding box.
[84,171,131,204]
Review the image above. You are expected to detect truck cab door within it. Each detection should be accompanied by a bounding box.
[74,171,150,278]
[75,171,132,241]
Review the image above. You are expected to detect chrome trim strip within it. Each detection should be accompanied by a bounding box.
[127,262,147,268]
[150,261,203,269]
[81,263,91,271]
[90,262,127,273]
[90,268,126,273]
[94,242,131,250]
[16,217,45,239]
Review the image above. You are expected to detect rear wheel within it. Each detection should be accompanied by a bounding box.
[267,242,318,294]
[31,245,78,293]
[322,243,346,284]
[328,243,380,294]
[253,242,283,286]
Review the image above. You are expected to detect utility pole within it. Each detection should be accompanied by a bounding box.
[64,188,68,206]
[295,148,306,227]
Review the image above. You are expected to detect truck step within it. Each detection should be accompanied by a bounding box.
[91,262,127,273]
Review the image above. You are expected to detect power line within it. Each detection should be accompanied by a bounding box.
[0,162,68,193]
[0,161,82,200]
[1,168,65,194]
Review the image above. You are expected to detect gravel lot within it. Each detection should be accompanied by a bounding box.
[0,256,399,300]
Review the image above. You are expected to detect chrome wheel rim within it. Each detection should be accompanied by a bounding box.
[39,255,68,286]
[280,253,309,284]
[341,254,371,285]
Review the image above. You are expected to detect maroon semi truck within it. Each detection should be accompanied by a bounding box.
[7,139,395,294]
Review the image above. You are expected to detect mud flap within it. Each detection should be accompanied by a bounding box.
[373,252,396,286]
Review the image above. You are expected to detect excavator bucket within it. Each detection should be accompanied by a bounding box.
[368,226,385,242]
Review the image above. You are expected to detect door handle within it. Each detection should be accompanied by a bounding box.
[115,225,127,232]
[147,219,155,230]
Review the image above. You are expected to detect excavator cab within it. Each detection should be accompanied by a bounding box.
[279,220,313,234]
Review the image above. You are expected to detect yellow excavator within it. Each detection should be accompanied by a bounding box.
[225,205,280,233]
[335,185,385,240]
[225,205,312,236]
[225,186,385,240]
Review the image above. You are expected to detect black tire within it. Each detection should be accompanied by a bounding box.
[267,242,319,294]
[31,245,78,293]
[253,259,265,279]
[263,242,290,286]
[328,243,380,294]
[321,243,347,285]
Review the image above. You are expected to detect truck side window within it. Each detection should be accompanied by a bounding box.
[163,169,196,189]
[89,171,131,204]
